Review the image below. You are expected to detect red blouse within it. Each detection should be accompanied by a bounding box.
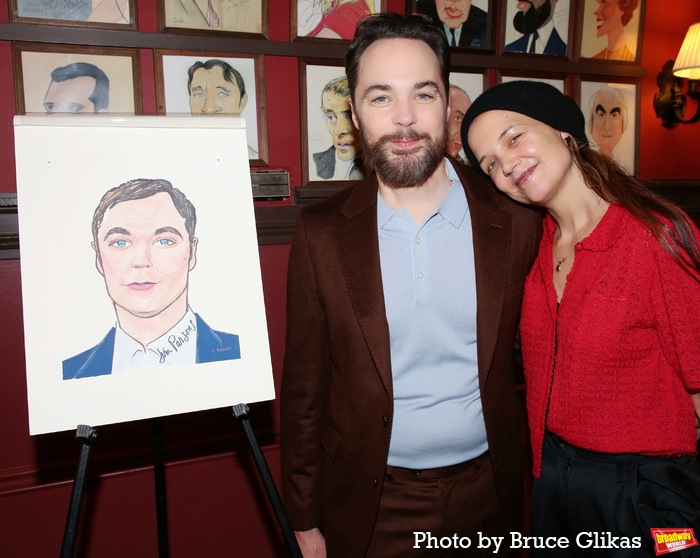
[521,203,700,476]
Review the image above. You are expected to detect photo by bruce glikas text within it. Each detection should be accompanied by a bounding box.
[413,531,643,553]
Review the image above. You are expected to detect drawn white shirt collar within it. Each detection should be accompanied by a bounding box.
[112,308,198,372]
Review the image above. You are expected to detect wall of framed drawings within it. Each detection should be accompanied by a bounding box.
[0,0,654,192]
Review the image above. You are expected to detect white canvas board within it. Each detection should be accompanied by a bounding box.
[14,115,274,435]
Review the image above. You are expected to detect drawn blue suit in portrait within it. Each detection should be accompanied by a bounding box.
[505,27,566,56]
[62,313,241,380]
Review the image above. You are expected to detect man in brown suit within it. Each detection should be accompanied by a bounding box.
[281,12,542,558]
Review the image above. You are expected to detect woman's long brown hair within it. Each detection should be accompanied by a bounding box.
[569,138,700,278]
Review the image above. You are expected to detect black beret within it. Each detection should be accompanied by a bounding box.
[460,80,587,172]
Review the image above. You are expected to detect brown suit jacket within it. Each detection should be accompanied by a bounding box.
[281,159,543,557]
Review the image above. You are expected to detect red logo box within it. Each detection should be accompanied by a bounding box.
[651,528,699,555]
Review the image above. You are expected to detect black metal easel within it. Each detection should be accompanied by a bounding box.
[233,403,302,558]
[60,425,97,558]
[60,407,301,557]
[60,421,171,558]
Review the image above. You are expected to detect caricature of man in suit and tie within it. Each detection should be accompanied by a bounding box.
[62,178,240,380]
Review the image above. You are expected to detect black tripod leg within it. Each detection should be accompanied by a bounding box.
[60,424,97,558]
[232,404,302,558]
[152,417,170,558]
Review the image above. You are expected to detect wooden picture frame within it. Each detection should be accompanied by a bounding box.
[578,0,645,63]
[10,0,136,29]
[300,59,366,188]
[154,50,268,166]
[293,0,386,41]
[578,78,639,174]
[501,0,572,57]
[448,70,486,162]
[159,0,267,38]
[409,0,493,50]
[13,43,141,115]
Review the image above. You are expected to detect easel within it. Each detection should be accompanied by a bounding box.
[60,407,302,557]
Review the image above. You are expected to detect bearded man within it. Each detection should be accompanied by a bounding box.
[505,0,567,55]
[280,12,543,558]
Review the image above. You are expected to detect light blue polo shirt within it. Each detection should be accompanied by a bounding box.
[378,159,487,469]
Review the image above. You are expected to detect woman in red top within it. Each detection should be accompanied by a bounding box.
[461,80,700,557]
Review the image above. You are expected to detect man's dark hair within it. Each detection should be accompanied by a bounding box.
[345,12,450,104]
[92,178,197,249]
[49,62,110,112]
[187,59,247,98]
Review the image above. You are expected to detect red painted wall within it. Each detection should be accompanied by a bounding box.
[0,0,699,556]
[638,3,700,179]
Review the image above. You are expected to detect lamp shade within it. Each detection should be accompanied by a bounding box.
[673,22,700,80]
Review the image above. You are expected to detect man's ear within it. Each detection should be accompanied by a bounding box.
[349,98,360,130]
[92,241,104,276]
[188,237,198,272]
[238,92,248,112]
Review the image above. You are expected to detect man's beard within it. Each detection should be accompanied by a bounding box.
[513,0,552,35]
[360,128,447,189]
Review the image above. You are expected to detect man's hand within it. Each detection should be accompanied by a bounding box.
[294,528,327,558]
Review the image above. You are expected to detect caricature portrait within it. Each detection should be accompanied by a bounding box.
[159,53,263,162]
[43,62,110,114]
[446,84,472,162]
[313,75,364,180]
[581,82,635,173]
[187,59,248,117]
[580,0,641,61]
[15,0,131,25]
[163,0,263,34]
[504,0,569,56]
[296,0,380,40]
[448,71,484,163]
[17,48,137,115]
[62,178,241,380]
[586,86,627,161]
[414,0,489,49]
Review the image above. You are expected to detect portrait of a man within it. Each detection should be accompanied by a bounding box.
[187,59,248,116]
[414,0,488,49]
[313,75,364,181]
[186,59,259,159]
[62,178,241,380]
[446,84,472,162]
[44,62,110,114]
[504,0,568,56]
[586,86,627,160]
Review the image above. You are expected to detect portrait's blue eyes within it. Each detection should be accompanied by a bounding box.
[325,114,338,123]
[109,239,131,248]
[155,238,176,246]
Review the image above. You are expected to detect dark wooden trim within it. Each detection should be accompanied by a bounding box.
[0,23,646,79]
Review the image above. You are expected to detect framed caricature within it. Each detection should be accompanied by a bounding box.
[10,0,136,29]
[13,43,141,115]
[448,70,486,162]
[300,59,365,187]
[293,0,386,40]
[159,0,267,37]
[410,0,493,50]
[579,0,644,62]
[501,0,571,56]
[579,79,638,173]
[155,50,268,166]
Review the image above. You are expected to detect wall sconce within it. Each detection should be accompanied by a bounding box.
[654,22,700,128]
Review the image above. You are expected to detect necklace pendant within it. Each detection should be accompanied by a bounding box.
[556,262,562,273]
